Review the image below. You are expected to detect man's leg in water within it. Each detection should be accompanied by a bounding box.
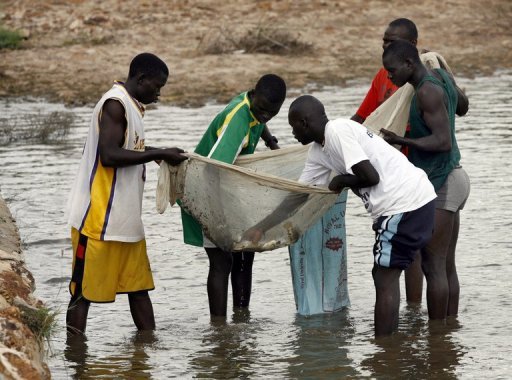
[231,251,255,308]
[422,208,455,319]
[446,211,460,316]
[404,251,423,303]
[205,247,233,317]
[128,290,155,330]
[373,264,402,337]
[66,282,90,335]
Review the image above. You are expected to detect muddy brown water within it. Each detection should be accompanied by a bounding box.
[0,72,511,379]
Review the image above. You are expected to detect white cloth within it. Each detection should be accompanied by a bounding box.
[157,146,340,252]
[67,83,146,242]
[299,119,436,219]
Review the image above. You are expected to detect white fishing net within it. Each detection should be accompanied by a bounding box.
[156,145,341,252]
[156,52,450,253]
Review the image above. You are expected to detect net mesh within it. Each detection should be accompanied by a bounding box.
[156,52,450,253]
[157,145,341,252]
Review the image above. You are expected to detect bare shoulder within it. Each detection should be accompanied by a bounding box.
[101,98,126,122]
[418,80,444,99]
[417,81,445,110]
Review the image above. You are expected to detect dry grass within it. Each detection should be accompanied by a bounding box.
[0,111,74,145]
[199,24,312,56]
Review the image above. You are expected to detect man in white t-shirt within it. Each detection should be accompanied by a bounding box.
[245,95,436,336]
[295,95,438,336]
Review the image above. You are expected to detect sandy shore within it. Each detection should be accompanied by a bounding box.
[1,0,511,107]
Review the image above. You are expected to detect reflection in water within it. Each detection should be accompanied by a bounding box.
[190,309,261,379]
[64,330,157,379]
[64,334,88,379]
[287,311,359,379]
[361,310,464,379]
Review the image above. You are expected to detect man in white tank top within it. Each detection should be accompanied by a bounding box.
[66,53,187,336]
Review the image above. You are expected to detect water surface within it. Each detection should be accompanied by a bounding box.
[0,72,511,379]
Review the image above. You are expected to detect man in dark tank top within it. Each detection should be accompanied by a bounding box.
[379,40,471,321]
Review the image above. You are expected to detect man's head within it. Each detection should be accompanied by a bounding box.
[288,95,327,145]
[250,74,286,124]
[127,53,169,105]
[382,40,421,87]
[382,18,418,50]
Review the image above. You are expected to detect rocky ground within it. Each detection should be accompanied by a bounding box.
[0,197,50,379]
[0,0,511,107]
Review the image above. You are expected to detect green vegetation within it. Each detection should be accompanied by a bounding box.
[0,26,23,49]
[19,304,59,345]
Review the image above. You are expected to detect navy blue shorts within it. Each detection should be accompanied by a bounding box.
[372,200,435,269]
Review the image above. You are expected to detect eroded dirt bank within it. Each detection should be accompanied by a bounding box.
[0,196,50,379]
[0,0,511,107]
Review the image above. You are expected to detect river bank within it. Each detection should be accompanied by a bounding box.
[0,196,50,379]
[1,0,511,107]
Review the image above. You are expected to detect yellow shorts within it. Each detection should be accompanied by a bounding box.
[69,228,154,303]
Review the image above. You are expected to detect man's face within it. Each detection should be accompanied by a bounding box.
[250,92,282,124]
[288,112,313,145]
[382,26,413,50]
[383,54,410,87]
[138,72,168,105]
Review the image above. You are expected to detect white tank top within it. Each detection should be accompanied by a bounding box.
[67,82,146,242]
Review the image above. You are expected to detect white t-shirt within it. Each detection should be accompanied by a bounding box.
[299,119,436,219]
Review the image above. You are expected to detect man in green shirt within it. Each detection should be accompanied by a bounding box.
[181,74,286,317]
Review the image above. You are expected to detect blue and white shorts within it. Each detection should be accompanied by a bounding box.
[372,200,435,269]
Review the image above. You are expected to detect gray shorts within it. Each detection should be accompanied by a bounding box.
[436,166,470,212]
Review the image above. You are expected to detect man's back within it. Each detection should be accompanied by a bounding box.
[302,119,435,218]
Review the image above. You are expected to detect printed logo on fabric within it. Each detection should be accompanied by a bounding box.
[133,131,145,151]
[324,215,343,235]
[325,237,343,251]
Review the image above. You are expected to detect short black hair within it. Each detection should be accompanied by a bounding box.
[289,95,324,116]
[383,40,421,64]
[128,53,169,79]
[255,74,286,104]
[388,18,418,41]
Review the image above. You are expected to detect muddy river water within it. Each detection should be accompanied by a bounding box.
[0,72,511,379]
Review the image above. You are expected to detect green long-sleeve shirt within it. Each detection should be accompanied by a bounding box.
[181,92,266,247]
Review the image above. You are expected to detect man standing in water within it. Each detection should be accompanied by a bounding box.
[380,41,470,319]
[245,95,436,336]
[351,18,469,304]
[66,53,187,335]
[180,74,286,319]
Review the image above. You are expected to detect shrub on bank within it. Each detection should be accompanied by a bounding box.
[0,111,74,145]
[0,26,23,49]
[198,24,312,56]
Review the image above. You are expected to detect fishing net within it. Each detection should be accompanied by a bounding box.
[156,52,450,254]
[156,145,342,252]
